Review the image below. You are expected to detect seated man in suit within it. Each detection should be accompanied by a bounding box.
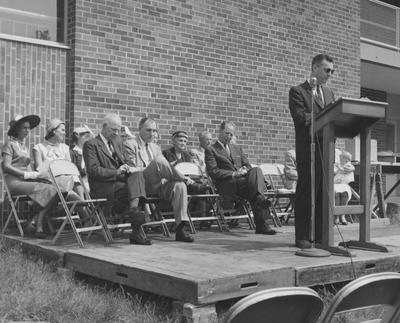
[83,113,150,245]
[205,121,276,235]
[123,118,194,242]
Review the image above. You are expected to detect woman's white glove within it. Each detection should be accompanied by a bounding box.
[23,171,40,180]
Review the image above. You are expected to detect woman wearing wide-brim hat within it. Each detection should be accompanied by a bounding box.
[1,114,58,238]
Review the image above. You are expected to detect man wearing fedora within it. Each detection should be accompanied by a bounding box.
[123,117,194,243]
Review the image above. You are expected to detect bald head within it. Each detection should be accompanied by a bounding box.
[198,130,212,149]
[102,113,122,141]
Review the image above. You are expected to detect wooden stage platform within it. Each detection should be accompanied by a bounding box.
[2,219,400,319]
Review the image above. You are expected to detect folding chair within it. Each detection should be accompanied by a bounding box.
[0,165,33,237]
[174,162,224,233]
[207,175,255,231]
[259,163,295,226]
[320,272,400,323]
[275,163,296,223]
[48,159,112,247]
[222,286,324,323]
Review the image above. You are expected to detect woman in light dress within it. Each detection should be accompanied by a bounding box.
[1,115,58,238]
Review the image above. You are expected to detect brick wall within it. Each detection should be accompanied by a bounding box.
[0,39,67,198]
[67,0,361,164]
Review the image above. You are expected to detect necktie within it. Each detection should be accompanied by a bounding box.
[145,143,153,163]
[108,141,119,162]
[316,85,324,104]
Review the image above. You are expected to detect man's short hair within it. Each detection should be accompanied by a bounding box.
[138,117,156,129]
[103,113,122,127]
[220,121,236,131]
[311,54,333,69]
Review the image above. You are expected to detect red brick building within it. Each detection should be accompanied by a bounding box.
[1,0,399,199]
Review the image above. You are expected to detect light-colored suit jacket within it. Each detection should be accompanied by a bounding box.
[123,135,163,169]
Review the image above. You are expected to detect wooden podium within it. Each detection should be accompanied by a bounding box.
[314,97,388,256]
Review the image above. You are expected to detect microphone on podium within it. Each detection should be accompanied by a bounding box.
[310,77,317,96]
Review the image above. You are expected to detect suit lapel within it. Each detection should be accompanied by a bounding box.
[216,141,230,158]
[302,81,324,112]
[96,135,118,166]
[96,135,113,159]
[136,135,148,166]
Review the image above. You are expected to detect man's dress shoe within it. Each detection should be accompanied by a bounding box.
[255,224,277,235]
[129,233,152,245]
[175,229,194,242]
[295,239,312,249]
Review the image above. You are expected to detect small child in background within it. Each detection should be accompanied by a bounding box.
[334,150,355,225]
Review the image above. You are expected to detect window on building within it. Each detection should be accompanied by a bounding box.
[0,0,65,43]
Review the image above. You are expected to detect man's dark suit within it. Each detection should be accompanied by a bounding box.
[205,141,267,227]
[83,135,146,213]
[289,80,335,242]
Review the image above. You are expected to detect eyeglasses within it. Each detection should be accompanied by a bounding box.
[323,68,335,75]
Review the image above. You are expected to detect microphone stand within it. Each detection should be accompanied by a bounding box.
[296,82,331,257]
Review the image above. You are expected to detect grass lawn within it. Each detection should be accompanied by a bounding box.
[0,240,386,323]
[0,242,175,323]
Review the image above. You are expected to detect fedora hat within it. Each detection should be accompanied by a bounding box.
[8,114,40,137]
[73,124,93,135]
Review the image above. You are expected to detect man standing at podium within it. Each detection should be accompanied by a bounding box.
[289,54,336,249]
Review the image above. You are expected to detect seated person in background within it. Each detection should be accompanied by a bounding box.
[83,113,150,245]
[205,121,276,235]
[283,149,297,190]
[1,115,58,238]
[122,118,195,242]
[189,130,213,175]
[163,131,208,194]
[163,131,194,165]
[33,118,90,224]
[334,149,355,225]
[70,125,93,196]
[120,125,135,142]
[33,118,78,193]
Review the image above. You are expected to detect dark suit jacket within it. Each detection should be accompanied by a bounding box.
[289,81,335,163]
[83,135,132,200]
[205,141,251,197]
[162,147,192,165]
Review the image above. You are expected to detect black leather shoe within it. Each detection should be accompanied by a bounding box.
[175,229,194,242]
[255,224,277,235]
[295,239,312,249]
[129,233,152,245]
[130,208,146,225]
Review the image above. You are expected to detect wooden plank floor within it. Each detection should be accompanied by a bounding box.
[2,218,400,305]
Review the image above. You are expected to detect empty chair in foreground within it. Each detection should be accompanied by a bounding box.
[320,272,400,323]
[222,286,323,323]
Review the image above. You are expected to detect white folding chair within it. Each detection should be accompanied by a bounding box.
[223,287,324,323]
[320,272,400,323]
[0,164,33,237]
[48,159,112,247]
[175,162,225,233]
[259,163,295,226]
